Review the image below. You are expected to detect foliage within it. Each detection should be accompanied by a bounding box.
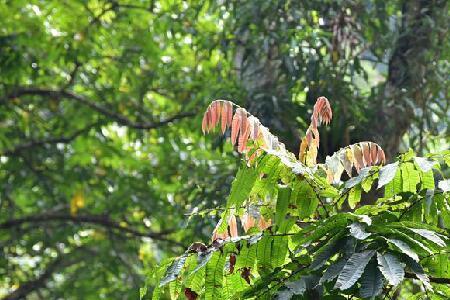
[149,98,450,299]
[0,0,448,299]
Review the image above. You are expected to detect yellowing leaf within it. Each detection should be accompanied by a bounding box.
[70,190,85,216]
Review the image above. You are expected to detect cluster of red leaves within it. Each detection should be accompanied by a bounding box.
[299,96,333,166]
[201,100,285,155]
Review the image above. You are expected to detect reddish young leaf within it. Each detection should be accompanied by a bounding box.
[231,110,242,145]
[221,101,228,133]
[228,215,238,238]
[241,213,256,232]
[362,142,372,166]
[370,142,378,164]
[226,101,233,127]
[353,144,364,172]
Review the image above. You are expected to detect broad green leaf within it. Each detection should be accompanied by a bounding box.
[414,157,436,172]
[205,252,226,299]
[408,228,446,247]
[227,167,258,208]
[403,256,432,291]
[319,258,347,284]
[160,254,188,287]
[386,239,419,262]
[378,162,399,189]
[438,179,450,192]
[401,162,420,193]
[294,180,319,218]
[310,231,345,270]
[334,250,375,290]
[384,167,402,198]
[360,258,383,299]
[345,167,371,189]
[421,170,435,190]
[348,185,362,209]
[275,187,291,227]
[348,222,371,240]
[377,252,404,286]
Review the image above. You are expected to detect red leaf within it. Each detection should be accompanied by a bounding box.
[226,101,233,127]
[228,215,238,238]
[210,102,218,130]
[231,110,242,145]
[362,142,371,166]
[221,101,228,134]
[238,119,250,153]
[352,144,364,173]
[370,142,378,164]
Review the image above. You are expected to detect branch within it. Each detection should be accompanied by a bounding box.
[2,250,80,300]
[0,213,182,246]
[1,122,99,156]
[405,272,450,285]
[6,88,196,129]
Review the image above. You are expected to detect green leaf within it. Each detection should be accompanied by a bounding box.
[334,250,375,290]
[401,162,420,193]
[414,157,436,172]
[160,254,188,287]
[421,170,435,190]
[408,228,446,247]
[360,258,383,299]
[310,231,345,270]
[192,251,214,274]
[319,258,347,284]
[438,179,450,192]
[403,256,433,291]
[227,166,258,208]
[205,252,226,299]
[275,187,291,227]
[348,222,371,240]
[384,167,402,198]
[348,185,362,209]
[235,242,257,269]
[345,167,371,189]
[386,239,419,262]
[294,180,319,218]
[377,252,405,286]
[257,235,274,269]
[378,162,399,189]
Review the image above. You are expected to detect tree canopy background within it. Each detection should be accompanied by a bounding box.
[0,0,448,299]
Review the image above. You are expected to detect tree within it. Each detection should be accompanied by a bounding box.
[0,1,448,299]
[149,98,450,299]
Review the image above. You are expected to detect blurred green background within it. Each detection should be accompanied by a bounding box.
[0,0,448,299]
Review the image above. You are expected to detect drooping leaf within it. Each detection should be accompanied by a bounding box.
[386,239,419,262]
[360,258,383,299]
[348,185,362,209]
[345,167,371,189]
[408,228,446,247]
[227,166,258,208]
[438,179,450,192]
[401,162,420,193]
[160,254,189,287]
[348,222,371,240]
[414,157,436,172]
[378,162,399,189]
[205,252,226,299]
[310,231,345,270]
[403,256,433,291]
[377,252,404,286]
[334,250,375,290]
[319,258,347,284]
